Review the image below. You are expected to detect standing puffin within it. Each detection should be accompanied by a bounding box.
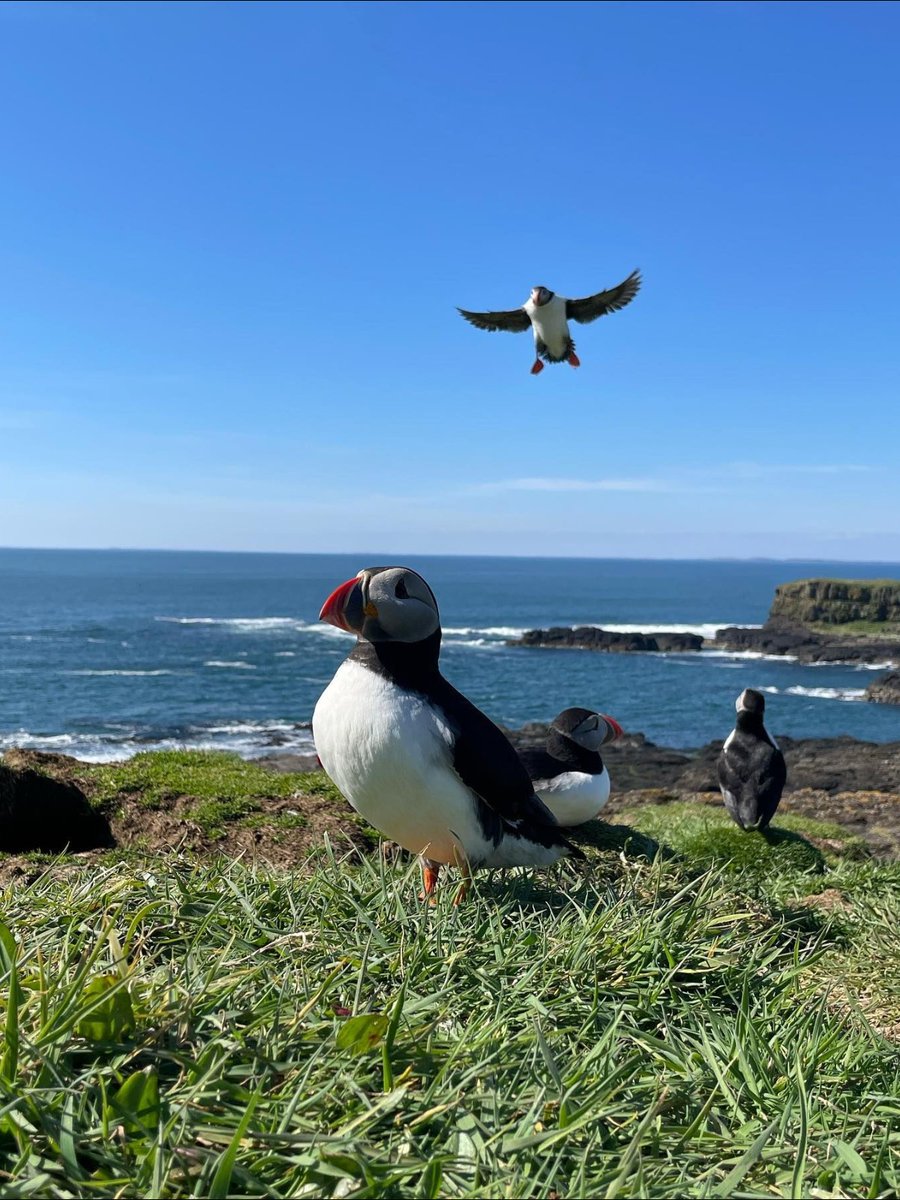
[717,689,787,831]
[312,566,579,902]
[517,708,624,826]
[457,269,641,374]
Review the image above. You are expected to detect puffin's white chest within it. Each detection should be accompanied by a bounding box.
[311,659,490,865]
[527,294,570,357]
[532,767,611,827]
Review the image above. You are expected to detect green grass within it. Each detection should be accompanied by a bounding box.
[806,619,900,638]
[76,750,336,836]
[82,750,315,809]
[623,802,857,880]
[0,831,897,1197]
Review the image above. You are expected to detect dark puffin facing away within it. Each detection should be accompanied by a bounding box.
[312,566,579,903]
[457,269,640,374]
[717,688,787,831]
[518,708,624,826]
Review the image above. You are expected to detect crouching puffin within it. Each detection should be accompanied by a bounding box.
[518,708,623,826]
[313,566,580,902]
[717,689,787,831]
[457,269,641,374]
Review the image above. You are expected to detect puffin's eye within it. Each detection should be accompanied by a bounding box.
[394,577,409,599]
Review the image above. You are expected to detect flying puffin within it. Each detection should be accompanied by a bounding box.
[517,708,624,826]
[312,566,580,903]
[457,269,641,374]
[717,688,787,831]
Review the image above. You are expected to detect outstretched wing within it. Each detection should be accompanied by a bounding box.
[457,306,532,333]
[566,269,641,325]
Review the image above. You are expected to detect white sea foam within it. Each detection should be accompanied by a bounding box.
[65,669,177,677]
[204,660,257,670]
[156,616,298,629]
[275,651,296,657]
[761,685,867,702]
[703,649,800,663]
[443,626,528,638]
[0,721,316,763]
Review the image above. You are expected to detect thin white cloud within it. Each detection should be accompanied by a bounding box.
[468,476,676,494]
[466,462,882,497]
[726,462,879,478]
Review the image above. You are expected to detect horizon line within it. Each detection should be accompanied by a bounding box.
[2,545,900,567]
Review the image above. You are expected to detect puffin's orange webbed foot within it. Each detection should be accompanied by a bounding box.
[567,351,581,368]
[418,861,441,905]
[530,360,544,375]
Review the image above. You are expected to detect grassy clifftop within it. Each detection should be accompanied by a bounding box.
[770,577,900,633]
[0,748,898,1195]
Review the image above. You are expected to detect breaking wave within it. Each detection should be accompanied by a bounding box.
[0,720,316,763]
[760,685,867,702]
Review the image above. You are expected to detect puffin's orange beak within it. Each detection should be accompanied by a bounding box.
[602,715,624,742]
[319,577,358,631]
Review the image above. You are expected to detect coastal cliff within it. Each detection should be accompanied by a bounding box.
[768,578,900,630]
[714,578,900,694]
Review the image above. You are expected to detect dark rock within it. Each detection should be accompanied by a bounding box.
[713,624,900,666]
[503,724,900,797]
[0,759,114,853]
[667,735,900,796]
[866,671,900,706]
[510,626,704,653]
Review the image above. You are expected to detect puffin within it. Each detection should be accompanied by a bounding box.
[518,708,624,826]
[312,566,580,903]
[457,269,641,374]
[717,688,787,831]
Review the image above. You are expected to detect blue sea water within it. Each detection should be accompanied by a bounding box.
[1,549,898,760]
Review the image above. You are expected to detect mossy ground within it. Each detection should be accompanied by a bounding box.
[0,750,898,1196]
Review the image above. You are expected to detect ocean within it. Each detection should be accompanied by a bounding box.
[1,549,898,761]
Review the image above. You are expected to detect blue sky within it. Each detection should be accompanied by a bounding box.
[1,0,898,559]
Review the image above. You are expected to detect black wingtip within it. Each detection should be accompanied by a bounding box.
[563,835,587,861]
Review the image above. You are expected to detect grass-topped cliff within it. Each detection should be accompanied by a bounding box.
[0,748,898,1196]
[770,578,900,636]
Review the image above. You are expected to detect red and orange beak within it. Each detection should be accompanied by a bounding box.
[602,715,624,742]
[318,577,359,632]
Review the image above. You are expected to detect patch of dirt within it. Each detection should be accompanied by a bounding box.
[798,888,853,914]
[0,750,376,883]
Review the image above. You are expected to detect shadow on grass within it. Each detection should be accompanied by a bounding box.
[570,820,675,863]
[760,824,827,872]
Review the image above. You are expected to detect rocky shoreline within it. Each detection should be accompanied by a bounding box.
[711,622,900,668]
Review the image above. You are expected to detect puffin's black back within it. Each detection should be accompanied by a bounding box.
[717,725,787,831]
[519,735,604,782]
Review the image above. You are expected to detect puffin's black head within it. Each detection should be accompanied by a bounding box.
[551,707,623,751]
[530,286,554,307]
[318,566,440,644]
[736,688,765,718]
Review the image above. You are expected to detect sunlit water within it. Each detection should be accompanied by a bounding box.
[1,549,898,759]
